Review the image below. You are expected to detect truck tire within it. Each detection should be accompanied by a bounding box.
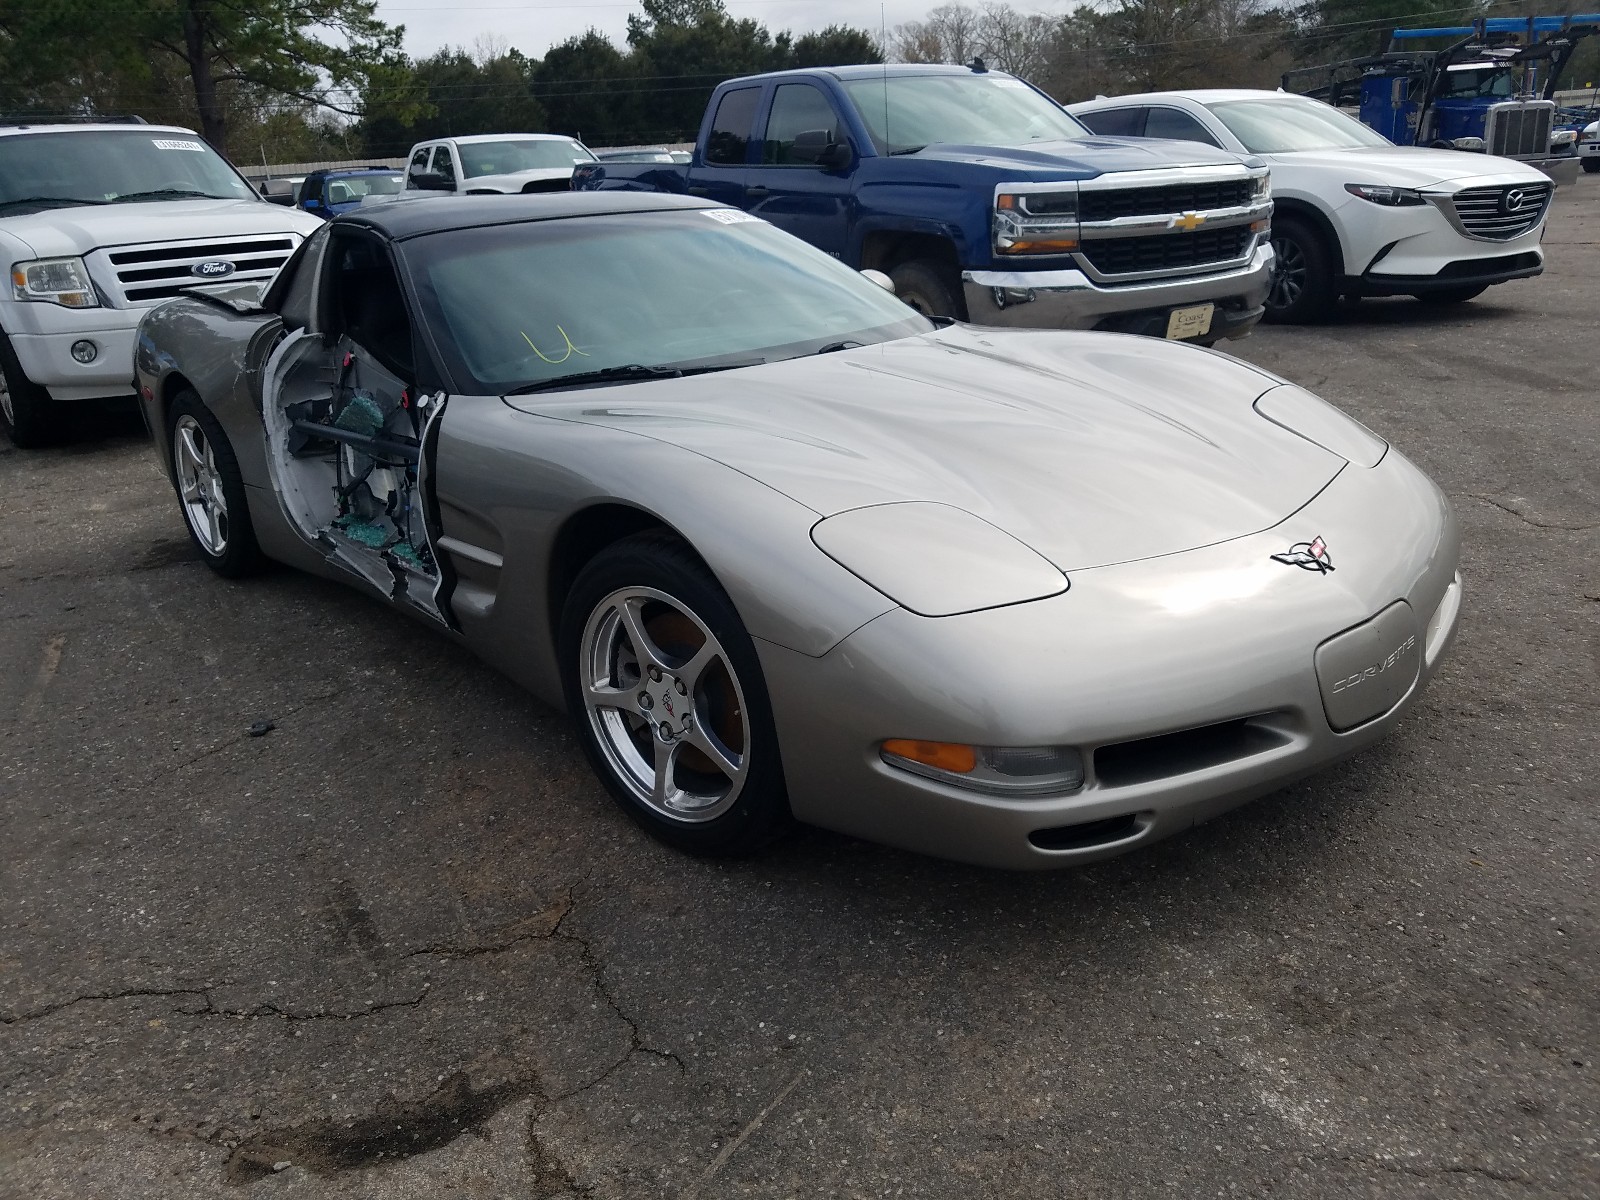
[890,259,963,320]
[0,329,56,449]
[1265,216,1338,325]
[1582,158,1599,174]
[1415,285,1487,305]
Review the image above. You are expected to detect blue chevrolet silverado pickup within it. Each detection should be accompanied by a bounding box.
[574,63,1276,344]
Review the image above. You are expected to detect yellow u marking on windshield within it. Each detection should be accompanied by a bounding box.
[522,326,590,364]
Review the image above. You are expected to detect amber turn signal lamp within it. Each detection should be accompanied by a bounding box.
[881,739,978,773]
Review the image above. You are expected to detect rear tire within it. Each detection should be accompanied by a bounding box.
[1265,216,1338,325]
[890,259,963,320]
[166,390,265,578]
[0,330,57,448]
[560,532,791,857]
[1415,285,1488,305]
[1582,158,1599,174]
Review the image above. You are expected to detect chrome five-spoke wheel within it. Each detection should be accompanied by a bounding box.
[173,413,229,555]
[560,532,789,856]
[579,586,750,823]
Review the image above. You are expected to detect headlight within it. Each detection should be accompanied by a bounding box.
[881,739,1085,797]
[994,187,1080,255]
[1550,130,1576,147]
[1250,171,1271,200]
[1343,184,1427,207]
[11,257,100,308]
[1451,136,1486,151]
[1254,383,1387,468]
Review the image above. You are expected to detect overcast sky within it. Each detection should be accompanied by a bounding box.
[376,0,953,59]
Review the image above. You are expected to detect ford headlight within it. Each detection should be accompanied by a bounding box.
[993,186,1080,255]
[1343,184,1427,207]
[11,257,100,308]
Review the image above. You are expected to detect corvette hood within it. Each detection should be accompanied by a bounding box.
[512,328,1347,572]
[1267,145,1551,188]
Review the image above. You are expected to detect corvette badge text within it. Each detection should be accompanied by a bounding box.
[1331,633,1417,693]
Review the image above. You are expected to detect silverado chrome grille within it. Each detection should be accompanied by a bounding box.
[98,235,299,305]
[1484,101,1555,158]
[1449,183,1552,240]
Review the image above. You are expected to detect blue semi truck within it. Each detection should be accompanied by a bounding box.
[1285,15,1599,184]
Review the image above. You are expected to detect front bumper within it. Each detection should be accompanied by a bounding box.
[758,449,1460,869]
[1355,249,1543,297]
[962,242,1274,341]
[1526,156,1581,186]
[5,304,142,402]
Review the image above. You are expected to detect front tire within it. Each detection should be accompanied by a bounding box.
[1582,158,1599,174]
[0,329,57,448]
[166,390,264,578]
[1265,216,1338,325]
[559,533,790,857]
[890,259,963,320]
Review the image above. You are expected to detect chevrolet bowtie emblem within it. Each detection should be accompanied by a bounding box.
[1172,211,1206,232]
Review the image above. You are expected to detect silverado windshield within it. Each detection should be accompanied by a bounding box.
[408,209,931,393]
[458,139,597,177]
[0,129,258,214]
[841,73,1089,154]
[1206,98,1394,153]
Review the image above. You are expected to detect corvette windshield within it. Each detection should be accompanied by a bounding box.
[1207,98,1393,153]
[841,73,1089,154]
[408,209,931,393]
[0,130,257,213]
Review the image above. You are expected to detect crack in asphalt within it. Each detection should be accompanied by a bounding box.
[0,987,211,1026]
[1467,493,1600,531]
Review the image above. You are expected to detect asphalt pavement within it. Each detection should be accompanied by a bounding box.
[1,180,1596,1199]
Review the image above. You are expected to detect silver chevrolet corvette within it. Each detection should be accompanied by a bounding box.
[134,193,1461,869]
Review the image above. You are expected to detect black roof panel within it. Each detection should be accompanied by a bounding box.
[337,192,715,240]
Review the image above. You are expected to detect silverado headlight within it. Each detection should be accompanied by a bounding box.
[994,187,1080,255]
[1343,184,1427,207]
[11,257,100,308]
[1250,171,1271,200]
[881,739,1085,797]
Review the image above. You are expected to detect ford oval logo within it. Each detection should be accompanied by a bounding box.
[190,260,236,279]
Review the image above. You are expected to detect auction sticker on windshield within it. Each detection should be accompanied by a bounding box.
[702,208,760,224]
[1166,303,1214,340]
[151,139,206,151]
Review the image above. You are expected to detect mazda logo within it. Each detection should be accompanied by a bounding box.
[1502,188,1529,212]
[190,260,236,279]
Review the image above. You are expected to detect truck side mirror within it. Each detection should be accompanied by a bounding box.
[410,171,454,192]
[791,129,851,170]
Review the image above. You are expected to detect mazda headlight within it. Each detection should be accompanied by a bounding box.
[993,186,1080,255]
[11,257,100,308]
[1343,184,1427,207]
[881,739,1085,797]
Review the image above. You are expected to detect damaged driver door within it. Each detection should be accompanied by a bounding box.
[255,224,454,628]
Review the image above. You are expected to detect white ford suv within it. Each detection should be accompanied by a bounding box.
[1,120,321,446]
[1068,90,1554,323]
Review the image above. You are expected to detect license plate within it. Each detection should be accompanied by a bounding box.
[1165,303,1214,340]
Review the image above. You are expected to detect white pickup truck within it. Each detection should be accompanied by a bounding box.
[398,134,597,197]
[0,120,321,447]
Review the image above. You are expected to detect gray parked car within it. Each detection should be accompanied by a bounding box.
[133,194,1462,869]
